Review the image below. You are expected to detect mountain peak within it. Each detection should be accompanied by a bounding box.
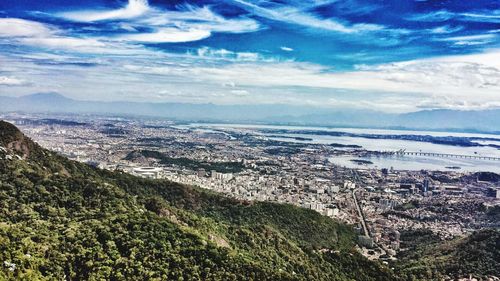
[20,92,72,102]
[0,121,37,158]
[0,121,23,145]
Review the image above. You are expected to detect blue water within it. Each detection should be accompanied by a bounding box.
[183,123,500,173]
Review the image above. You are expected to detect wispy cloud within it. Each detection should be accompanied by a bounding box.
[230,0,384,33]
[0,17,149,54]
[0,4,261,50]
[0,76,28,86]
[1,0,500,113]
[429,25,463,34]
[3,48,500,112]
[192,47,280,62]
[436,34,497,46]
[105,48,500,109]
[408,9,500,23]
[56,1,260,43]
[140,5,260,34]
[226,0,416,48]
[120,28,211,43]
[0,18,54,37]
[407,10,454,22]
[459,11,500,23]
[59,0,149,22]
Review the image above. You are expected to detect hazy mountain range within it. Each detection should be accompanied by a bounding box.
[1,93,499,133]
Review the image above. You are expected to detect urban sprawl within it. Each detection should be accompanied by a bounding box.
[3,113,499,262]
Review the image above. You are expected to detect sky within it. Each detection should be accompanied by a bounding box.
[0,0,499,113]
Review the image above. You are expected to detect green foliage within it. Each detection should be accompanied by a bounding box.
[0,123,395,280]
[394,201,419,211]
[394,229,500,280]
[125,150,245,173]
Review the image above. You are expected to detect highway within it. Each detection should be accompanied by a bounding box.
[351,171,388,259]
[352,187,369,237]
[351,170,370,237]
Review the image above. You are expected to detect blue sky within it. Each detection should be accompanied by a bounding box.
[0,0,499,112]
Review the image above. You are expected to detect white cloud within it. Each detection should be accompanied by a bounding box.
[114,49,500,108]
[231,0,384,33]
[0,17,164,54]
[416,95,500,110]
[59,0,261,35]
[141,5,260,34]
[407,10,454,22]
[120,28,211,43]
[3,7,500,114]
[429,25,463,34]
[55,1,260,44]
[180,49,500,109]
[280,46,294,52]
[436,34,497,45]
[4,48,500,112]
[11,33,149,54]
[193,47,277,62]
[20,37,106,49]
[0,18,54,37]
[458,11,500,23]
[0,18,105,51]
[230,89,250,96]
[54,47,496,111]
[409,9,500,23]
[0,76,27,86]
[59,0,149,22]
[118,23,138,32]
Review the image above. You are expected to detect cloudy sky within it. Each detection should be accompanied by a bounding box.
[0,0,499,112]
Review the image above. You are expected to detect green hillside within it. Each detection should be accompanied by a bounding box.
[0,121,395,280]
[394,229,500,280]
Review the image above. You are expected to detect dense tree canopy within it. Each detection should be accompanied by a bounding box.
[1,121,498,280]
[0,121,395,280]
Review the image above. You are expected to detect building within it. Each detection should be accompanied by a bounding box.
[325,207,339,217]
[327,185,340,194]
[344,180,356,189]
[488,188,500,199]
[132,167,163,179]
[422,178,430,192]
[197,168,206,177]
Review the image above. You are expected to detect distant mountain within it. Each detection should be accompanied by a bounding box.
[399,109,500,132]
[0,121,396,280]
[0,93,317,121]
[1,93,500,132]
[0,92,76,114]
[18,92,72,103]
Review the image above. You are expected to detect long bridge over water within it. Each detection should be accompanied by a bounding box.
[389,150,500,161]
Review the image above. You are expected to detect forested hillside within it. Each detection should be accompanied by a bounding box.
[1,121,498,280]
[0,121,395,280]
[394,229,500,280]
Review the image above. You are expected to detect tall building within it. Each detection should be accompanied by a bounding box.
[422,178,430,192]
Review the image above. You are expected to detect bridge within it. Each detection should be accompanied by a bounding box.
[388,149,500,161]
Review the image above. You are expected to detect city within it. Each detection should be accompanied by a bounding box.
[1,0,500,278]
[4,113,498,262]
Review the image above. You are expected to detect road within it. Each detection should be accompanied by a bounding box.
[351,170,388,259]
[352,187,370,237]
